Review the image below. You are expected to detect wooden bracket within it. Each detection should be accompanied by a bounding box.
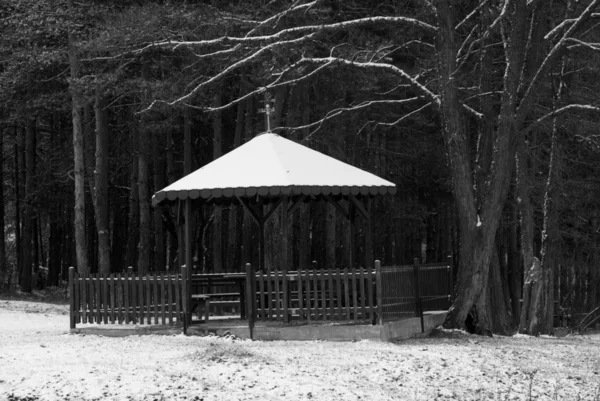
[287,195,307,215]
[349,194,369,220]
[236,196,261,225]
[325,195,350,220]
[264,198,283,222]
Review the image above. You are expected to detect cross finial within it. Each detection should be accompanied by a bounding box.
[258,92,275,132]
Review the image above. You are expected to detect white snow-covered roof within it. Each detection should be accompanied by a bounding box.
[152,132,396,205]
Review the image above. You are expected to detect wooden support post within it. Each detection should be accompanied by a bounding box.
[177,200,184,270]
[185,198,193,326]
[69,267,75,329]
[375,260,382,325]
[364,197,373,269]
[246,263,255,339]
[181,265,188,335]
[259,199,265,273]
[282,195,289,323]
[349,201,355,269]
[413,258,424,333]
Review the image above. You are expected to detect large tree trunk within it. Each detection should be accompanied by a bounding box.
[21,118,36,293]
[519,77,563,335]
[439,0,524,334]
[165,128,177,270]
[0,125,6,287]
[68,0,88,275]
[137,62,151,275]
[153,129,165,272]
[92,89,111,275]
[137,130,151,274]
[125,127,139,269]
[14,140,22,286]
[508,198,522,324]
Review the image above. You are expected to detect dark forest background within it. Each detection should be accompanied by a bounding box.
[1,0,599,333]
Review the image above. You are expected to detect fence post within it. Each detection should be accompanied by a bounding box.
[181,265,188,335]
[246,263,255,339]
[446,255,454,307]
[413,258,424,333]
[375,260,383,325]
[69,267,76,329]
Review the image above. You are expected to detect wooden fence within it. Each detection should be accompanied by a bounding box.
[69,267,186,329]
[248,266,377,323]
[244,257,453,326]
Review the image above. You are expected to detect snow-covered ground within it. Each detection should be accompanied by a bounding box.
[1,299,600,401]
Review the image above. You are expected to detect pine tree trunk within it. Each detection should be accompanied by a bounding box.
[21,118,36,293]
[126,127,139,269]
[137,132,151,274]
[14,140,22,286]
[0,125,6,287]
[93,89,111,275]
[153,130,165,272]
[68,0,88,275]
[137,62,151,275]
[165,128,177,270]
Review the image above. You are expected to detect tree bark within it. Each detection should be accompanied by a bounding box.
[153,129,165,272]
[67,0,88,275]
[440,0,525,334]
[126,127,139,269]
[91,89,111,275]
[14,140,22,286]
[21,118,36,293]
[519,70,563,335]
[0,125,6,287]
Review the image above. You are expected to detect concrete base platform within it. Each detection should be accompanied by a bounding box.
[71,312,447,342]
[71,323,183,337]
[187,311,448,342]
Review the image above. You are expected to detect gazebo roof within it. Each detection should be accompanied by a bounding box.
[152,132,396,205]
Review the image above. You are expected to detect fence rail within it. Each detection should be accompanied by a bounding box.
[69,257,453,332]
[250,267,376,323]
[69,267,185,329]
[245,257,453,326]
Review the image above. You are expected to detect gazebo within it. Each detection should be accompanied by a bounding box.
[67,132,458,340]
[152,132,397,277]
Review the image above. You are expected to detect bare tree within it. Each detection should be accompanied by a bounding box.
[138,0,600,333]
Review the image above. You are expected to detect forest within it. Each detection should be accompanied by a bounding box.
[0,0,599,335]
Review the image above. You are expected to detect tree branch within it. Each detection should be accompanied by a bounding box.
[144,33,317,111]
[517,0,600,118]
[300,56,440,106]
[246,0,318,37]
[523,104,600,133]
